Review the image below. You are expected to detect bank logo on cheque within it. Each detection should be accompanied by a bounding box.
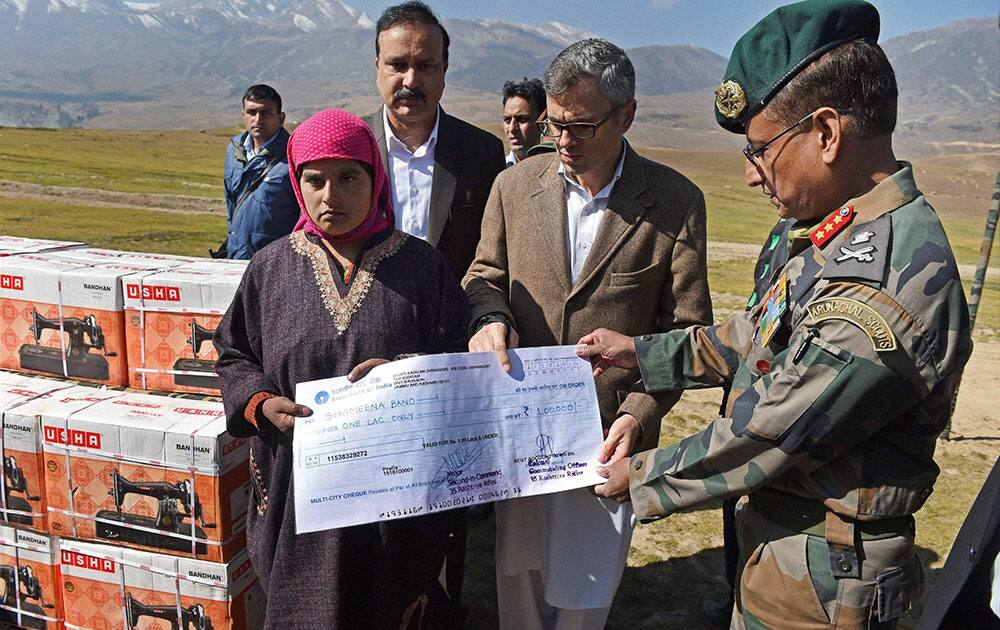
[314,391,330,405]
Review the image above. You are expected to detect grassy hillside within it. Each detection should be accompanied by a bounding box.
[0,126,234,197]
[2,125,994,258]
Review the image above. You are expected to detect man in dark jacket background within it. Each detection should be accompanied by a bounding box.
[362,2,504,280]
[222,84,298,259]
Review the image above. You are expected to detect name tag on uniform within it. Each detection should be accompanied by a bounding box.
[756,272,787,347]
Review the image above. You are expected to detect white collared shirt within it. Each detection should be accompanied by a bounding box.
[505,150,518,168]
[243,134,257,159]
[559,140,627,283]
[383,105,440,242]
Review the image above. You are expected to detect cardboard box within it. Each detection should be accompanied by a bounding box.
[0,254,185,387]
[44,249,198,268]
[0,525,63,629]
[60,539,262,630]
[0,373,79,530]
[5,385,126,533]
[40,391,249,562]
[123,260,247,395]
[0,236,84,257]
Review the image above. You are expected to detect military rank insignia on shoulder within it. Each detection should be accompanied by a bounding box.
[809,205,855,248]
[806,297,896,352]
[822,214,891,285]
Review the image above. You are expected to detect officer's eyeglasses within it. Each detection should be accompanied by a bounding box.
[742,112,815,168]
[537,106,619,140]
[743,108,853,168]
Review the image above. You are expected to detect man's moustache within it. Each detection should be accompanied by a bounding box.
[394,89,425,100]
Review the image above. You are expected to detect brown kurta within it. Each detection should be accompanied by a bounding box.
[214,229,469,629]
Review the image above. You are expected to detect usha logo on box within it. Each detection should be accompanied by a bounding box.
[125,283,181,302]
[175,407,223,417]
[112,400,161,410]
[43,426,102,449]
[0,274,24,291]
[62,550,115,573]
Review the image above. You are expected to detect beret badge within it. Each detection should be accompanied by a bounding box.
[715,80,747,120]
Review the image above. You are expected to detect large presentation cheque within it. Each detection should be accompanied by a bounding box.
[292,345,605,533]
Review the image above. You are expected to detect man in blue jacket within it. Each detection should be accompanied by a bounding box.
[221,84,298,259]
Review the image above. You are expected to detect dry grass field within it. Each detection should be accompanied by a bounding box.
[0,125,995,628]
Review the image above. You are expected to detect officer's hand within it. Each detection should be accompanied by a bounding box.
[347,358,390,382]
[576,328,638,377]
[469,322,520,373]
[594,459,631,503]
[598,414,642,464]
[261,396,312,434]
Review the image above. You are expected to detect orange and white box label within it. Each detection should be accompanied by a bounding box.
[40,390,249,563]
[0,254,189,387]
[60,539,262,630]
[123,260,247,395]
[0,524,64,629]
[0,372,78,531]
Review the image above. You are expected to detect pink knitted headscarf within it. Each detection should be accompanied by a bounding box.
[288,109,394,243]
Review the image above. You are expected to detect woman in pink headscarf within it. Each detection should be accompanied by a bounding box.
[214,109,469,629]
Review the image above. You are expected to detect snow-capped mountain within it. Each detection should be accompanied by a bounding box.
[0,0,993,141]
[2,0,374,32]
[0,0,728,127]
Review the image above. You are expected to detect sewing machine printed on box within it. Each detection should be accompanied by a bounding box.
[0,523,64,629]
[40,390,249,563]
[123,260,248,395]
[4,386,124,534]
[0,373,81,532]
[0,252,194,387]
[0,236,84,257]
[60,539,263,630]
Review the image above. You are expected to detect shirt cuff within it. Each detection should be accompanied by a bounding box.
[245,391,278,429]
[635,332,687,393]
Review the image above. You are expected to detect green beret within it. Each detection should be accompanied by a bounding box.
[715,0,879,134]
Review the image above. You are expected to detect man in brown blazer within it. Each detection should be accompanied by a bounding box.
[463,39,712,629]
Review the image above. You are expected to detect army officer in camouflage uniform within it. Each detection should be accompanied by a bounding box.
[576,1,973,627]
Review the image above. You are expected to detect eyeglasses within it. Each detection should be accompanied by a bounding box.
[742,112,815,167]
[537,106,618,140]
[743,108,853,167]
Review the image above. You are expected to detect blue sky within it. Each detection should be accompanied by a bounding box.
[350,0,997,55]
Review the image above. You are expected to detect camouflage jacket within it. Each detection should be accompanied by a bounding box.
[629,164,973,524]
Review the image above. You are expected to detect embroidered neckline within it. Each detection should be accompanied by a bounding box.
[290,230,407,335]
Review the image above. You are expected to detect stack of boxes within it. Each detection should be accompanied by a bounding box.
[0,241,259,630]
[0,525,62,629]
[122,259,247,395]
[60,540,263,630]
